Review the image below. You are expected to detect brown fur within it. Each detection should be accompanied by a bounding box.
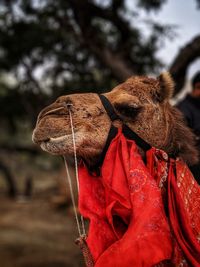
[32,72,199,166]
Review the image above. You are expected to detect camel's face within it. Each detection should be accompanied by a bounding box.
[32,93,111,162]
[32,73,198,165]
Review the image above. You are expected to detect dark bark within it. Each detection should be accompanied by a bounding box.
[24,176,33,198]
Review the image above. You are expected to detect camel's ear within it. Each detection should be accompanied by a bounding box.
[155,72,175,102]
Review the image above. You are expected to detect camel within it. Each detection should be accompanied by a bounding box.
[32,72,198,166]
[32,72,200,267]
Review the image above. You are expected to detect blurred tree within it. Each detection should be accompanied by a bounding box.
[0,0,199,132]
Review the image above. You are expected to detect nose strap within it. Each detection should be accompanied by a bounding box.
[98,94,120,122]
[98,94,151,152]
[122,124,151,151]
[85,94,152,175]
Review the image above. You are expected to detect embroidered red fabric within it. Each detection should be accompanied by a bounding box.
[78,130,200,266]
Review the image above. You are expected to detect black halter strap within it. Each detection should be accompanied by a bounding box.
[87,125,118,175]
[122,124,151,151]
[85,94,152,175]
[98,94,151,151]
[98,95,120,122]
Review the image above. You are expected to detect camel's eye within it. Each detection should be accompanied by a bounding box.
[114,102,142,119]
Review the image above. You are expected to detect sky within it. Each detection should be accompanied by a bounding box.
[141,0,200,78]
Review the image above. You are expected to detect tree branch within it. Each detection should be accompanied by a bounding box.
[21,59,43,93]
[68,0,135,81]
[88,45,133,81]
[170,35,200,95]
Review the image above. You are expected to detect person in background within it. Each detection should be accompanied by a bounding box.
[177,71,200,183]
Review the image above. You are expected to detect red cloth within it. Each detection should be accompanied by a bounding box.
[167,160,200,266]
[78,130,200,266]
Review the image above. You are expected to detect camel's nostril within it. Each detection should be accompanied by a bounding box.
[43,107,65,117]
[37,106,65,122]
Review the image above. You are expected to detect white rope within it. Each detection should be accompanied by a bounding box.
[63,104,86,237]
[63,157,82,236]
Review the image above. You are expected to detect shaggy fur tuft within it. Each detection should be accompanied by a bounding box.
[165,106,199,165]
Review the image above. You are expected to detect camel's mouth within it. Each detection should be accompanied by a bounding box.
[39,134,72,155]
[49,134,71,143]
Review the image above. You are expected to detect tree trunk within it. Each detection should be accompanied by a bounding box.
[0,161,17,198]
[170,35,200,95]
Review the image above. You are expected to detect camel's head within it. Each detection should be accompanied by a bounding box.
[32,72,198,166]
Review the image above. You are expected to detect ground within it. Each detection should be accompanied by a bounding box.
[0,153,83,267]
[0,196,83,267]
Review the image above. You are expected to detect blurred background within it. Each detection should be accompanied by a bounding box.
[0,0,200,266]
